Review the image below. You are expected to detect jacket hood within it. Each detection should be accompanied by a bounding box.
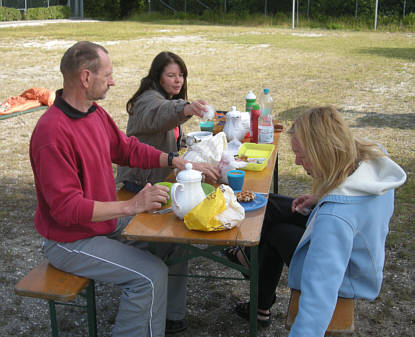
[330,156,406,196]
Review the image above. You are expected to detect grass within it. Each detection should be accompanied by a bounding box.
[0,20,414,336]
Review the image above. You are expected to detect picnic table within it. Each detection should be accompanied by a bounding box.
[118,132,280,337]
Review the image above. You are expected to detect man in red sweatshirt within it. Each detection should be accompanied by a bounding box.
[29,41,219,337]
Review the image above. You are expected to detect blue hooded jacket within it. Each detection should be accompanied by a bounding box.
[288,156,406,337]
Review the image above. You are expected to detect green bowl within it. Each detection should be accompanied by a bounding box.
[202,183,215,196]
[155,182,173,206]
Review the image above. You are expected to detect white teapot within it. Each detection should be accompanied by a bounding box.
[171,163,206,220]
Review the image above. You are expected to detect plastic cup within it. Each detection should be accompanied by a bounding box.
[200,120,214,132]
[155,182,173,206]
[227,170,245,192]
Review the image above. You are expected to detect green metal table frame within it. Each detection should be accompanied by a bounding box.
[161,243,259,337]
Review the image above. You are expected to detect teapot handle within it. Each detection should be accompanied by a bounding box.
[171,183,184,210]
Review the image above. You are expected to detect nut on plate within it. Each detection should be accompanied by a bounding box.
[236,191,256,203]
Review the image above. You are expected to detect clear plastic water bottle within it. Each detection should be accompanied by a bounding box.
[258,88,274,144]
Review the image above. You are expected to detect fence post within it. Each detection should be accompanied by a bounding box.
[374,0,378,30]
[292,0,295,28]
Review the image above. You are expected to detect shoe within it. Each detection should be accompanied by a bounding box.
[235,302,272,328]
[165,319,188,334]
[222,247,250,279]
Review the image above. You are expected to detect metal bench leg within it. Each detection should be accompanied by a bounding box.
[249,246,259,337]
[86,280,97,337]
[48,300,59,337]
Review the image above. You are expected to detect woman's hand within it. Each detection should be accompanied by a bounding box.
[129,183,169,214]
[183,99,208,118]
[291,194,318,215]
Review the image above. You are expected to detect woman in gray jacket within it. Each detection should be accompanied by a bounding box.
[117,51,211,193]
[116,51,217,334]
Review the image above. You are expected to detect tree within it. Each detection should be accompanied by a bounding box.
[120,0,138,18]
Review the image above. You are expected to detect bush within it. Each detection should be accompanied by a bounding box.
[403,12,415,26]
[0,7,22,21]
[273,12,289,25]
[23,5,70,20]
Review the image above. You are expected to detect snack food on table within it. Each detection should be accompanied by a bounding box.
[236,191,256,203]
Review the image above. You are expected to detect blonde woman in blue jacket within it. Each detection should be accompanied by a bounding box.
[233,106,406,336]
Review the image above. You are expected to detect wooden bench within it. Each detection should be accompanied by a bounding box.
[286,289,355,335]
[14,261,97,337]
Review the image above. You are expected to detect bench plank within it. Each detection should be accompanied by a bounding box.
[286,289,354,335]
[15,261,90,302]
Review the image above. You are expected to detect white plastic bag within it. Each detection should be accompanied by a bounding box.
[223,107,250,142]
[182,132,227,165]
[202,104,215,121]
[215,184,245,229]
[218,150,248,184]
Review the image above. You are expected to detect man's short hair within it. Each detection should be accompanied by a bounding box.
[60,41,108,78]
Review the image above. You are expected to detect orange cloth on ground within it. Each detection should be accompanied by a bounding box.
[0,88,55,115]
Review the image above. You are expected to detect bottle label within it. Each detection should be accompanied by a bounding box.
[258,126,274,144]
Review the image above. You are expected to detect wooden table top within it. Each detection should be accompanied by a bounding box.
[121,132,280,247]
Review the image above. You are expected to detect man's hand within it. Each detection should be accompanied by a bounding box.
[191,162,221,183]
[129,183,169,214]
[291,194,318,215]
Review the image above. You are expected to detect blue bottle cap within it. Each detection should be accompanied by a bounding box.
[263,88,270,94]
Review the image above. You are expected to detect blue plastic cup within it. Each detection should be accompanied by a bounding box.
[227,170,245,192]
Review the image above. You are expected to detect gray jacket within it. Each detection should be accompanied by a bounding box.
[116,89,190,186]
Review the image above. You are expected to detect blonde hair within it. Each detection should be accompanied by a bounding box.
[288,106,384,199]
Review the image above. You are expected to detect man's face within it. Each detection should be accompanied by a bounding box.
[291,135,314,177]
[160,62,184,98]
[86,50,115,101]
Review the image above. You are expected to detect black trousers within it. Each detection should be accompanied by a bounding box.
[256,194,309,310]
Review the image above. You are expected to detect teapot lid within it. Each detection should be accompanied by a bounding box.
[176,163,202,182]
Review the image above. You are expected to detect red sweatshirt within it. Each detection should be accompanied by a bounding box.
[29,94,162,242]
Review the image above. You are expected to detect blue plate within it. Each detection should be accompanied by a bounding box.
[237,193,268,212]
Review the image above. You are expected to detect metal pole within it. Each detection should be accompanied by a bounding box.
[80,0,83,19]
[224,0,226,13]
[292,0,295,29]
[264,0,267,16]
[374,0,378,31]
[148,0,151,13]
[307,0,310,18]
[403,0,406,17]
[25,0,27,13]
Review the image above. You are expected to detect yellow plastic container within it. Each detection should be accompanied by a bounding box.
[237,143,275,171]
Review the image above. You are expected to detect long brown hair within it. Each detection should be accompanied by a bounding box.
[126,51,188,115]
[288,106,385,199]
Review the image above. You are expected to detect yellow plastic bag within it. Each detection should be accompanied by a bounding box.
[184,185,245,232]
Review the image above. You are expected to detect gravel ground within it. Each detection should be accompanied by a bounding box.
[1,19,414,337]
